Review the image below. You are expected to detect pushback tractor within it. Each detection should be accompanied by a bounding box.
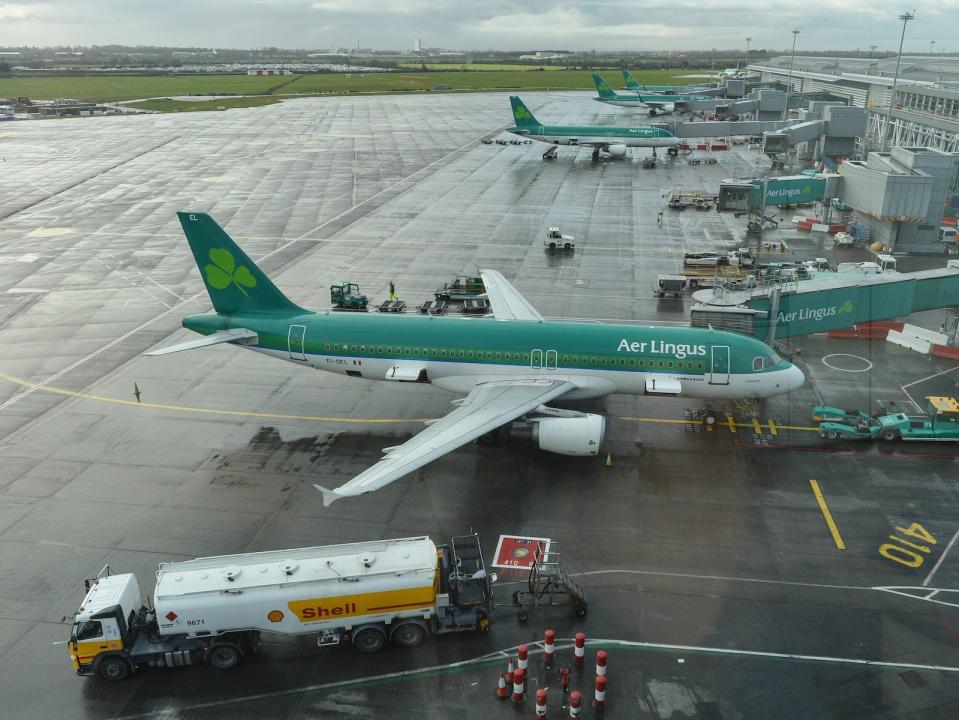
[69,535,495,680]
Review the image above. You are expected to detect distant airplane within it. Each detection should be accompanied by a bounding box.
[148,213,804,504]
[593,73,711,114]
[506,96,680,157]
[620,69,715,95]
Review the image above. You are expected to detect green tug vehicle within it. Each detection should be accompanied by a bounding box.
[818,396,959,442]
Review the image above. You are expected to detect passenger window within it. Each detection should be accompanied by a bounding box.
[467,351,473,359]
[524,353,530,361]
[563,355,568,363]
[495,352,501,359]
[600,358,606,365]
[351,345,357,352]
[324,343,330,351]
[441,349,447,357]
[378,346,384,353]
[628,359,635,367]
[386,347,392,353]
[74,621,103,641]
[486,352,493,359]
[459,350,465,358]
[590,357,597,364]
[571,357,578,365]
[333,343,339,351]
[658,360,664,368]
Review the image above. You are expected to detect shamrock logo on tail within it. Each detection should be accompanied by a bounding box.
[514,105,532,122]
[205,248,257,298]
[837,299,854,314]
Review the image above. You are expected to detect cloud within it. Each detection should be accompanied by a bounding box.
[311,0,442,13]
[0,2,32,19]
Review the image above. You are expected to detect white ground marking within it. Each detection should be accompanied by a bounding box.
[873,586,959,609]
[0,126,501,411]
[901,365,959,411]
[923,529,959,587]
[113,636,959,719]
[822,353,873,373]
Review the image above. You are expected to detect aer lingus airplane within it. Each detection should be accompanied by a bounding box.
[507,96,679,157]
[621,69,715,95]
[148,212,804,505]
[593,73,711,114]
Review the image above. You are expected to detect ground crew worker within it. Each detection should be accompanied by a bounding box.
[389,281,396,301]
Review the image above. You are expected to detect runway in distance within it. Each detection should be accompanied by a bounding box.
[593,73,712,113]
[148,213,805,504]
[506,96,679,156]
[621,68,716,95]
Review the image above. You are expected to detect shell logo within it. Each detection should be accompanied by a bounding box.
[267,610,285,623]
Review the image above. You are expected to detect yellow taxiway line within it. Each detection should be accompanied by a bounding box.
[809,478,847,550]
[0,371,821,432]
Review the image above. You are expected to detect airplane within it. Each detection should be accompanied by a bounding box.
[621,69,716,95]
[506,96,679,158]
[593,73,712,114]
[148,212,805,505]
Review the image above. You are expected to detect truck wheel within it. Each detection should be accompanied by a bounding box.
[825,429,839,440]
[208,644,241,670]
[881,429,900,442]
[564,243,572,251]
[575,606,588,618]
[353,626,387,654]
[97,656,131,681]
[689,279,699,289]
[549,243,556,250]
[390,621,427,648]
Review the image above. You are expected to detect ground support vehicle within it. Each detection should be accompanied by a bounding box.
[330,282,368,311]
[545,227,575,251]
[434,276,485,302]
[417,299,448,315]
[654,274,688,298]
[680,265,748,289]
[683,248,755,268]
[811,405,873,423]
[667,190,718,210]
[68,535,495,681]
[642,156,657,169]
[377,300,407,313]
[461,298,491,314]
[512,544,588,622]
[818,397,959,442]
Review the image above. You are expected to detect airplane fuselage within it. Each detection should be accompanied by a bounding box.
[511,125,679,148]
[184,311,803,402]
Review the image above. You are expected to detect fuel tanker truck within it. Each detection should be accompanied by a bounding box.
[69,535,494,680]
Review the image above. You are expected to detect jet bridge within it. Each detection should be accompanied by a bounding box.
[690,260,959,341]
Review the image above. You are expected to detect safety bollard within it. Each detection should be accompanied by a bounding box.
[518,644,529,672]
[512,668,526,703]
[496,673,509,699]
[596,650,607,677]
[573,632,586,666]
[544,629,556,665]
[535,688,547,717]
[560,666,571,693]
[593,675,607,709]
[569,690,582,718]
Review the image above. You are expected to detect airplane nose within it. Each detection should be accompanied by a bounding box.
[786,363,805,392]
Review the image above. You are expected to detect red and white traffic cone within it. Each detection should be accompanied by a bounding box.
[593,675,607,709]
[507,656,515,675]
[512,668,526,703]
[496,672,509,700]
[573,632,586,667]
[518,644,529,673]
[544,628,556,665]
[595,650,607,677]
[535,688,548,717]
[569,690,582,718]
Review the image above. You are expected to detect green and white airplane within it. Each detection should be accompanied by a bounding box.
[507,96,679,157]
[593,73,712,114]
[621,69,715,95]
[148,212,804,504]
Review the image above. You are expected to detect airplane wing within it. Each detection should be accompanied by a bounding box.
[480,269,544,322]
[144,328,258,356]
[315,378,574,506]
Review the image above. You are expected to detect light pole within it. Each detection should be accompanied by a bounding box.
[782,28,800,121]
[881,11,915,152]
[745,36,752,71]
[930,39,936,55]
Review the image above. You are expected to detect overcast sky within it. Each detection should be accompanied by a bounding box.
[1,0,958,53]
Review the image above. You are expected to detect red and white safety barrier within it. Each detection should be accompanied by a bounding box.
[518,644,529,672]
[535,688,548,717]
[544,629,556,664]
[593,675,607,709]
[573,632,586,666]
[596,650,607,677]
[496,673,509,699]
[569,690,582,718]
[512,668,526,703]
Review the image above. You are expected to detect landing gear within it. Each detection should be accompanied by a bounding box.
[591,147,600,161]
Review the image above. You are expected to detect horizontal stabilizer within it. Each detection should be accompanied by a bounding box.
[144,328,258,356]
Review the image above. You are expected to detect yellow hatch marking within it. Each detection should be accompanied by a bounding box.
[751,417,762,434]
[768,419,779,436]
[809,479,846,550]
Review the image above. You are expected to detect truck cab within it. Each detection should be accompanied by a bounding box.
[69,571,142,679]
[545,227,575,251]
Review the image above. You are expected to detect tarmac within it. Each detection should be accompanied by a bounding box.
[1,91,958,719]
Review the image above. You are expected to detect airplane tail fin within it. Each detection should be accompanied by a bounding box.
[592,73,617,99]
[622,69,640,89]
[509,96,540,127]
[178,211,305,315]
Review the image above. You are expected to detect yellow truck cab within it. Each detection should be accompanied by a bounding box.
[69,571,142,679]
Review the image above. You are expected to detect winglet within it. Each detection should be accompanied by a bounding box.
[313,484,342,507]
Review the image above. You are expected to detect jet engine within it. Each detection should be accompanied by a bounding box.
[532,414,606,456]
[607,144,627,157]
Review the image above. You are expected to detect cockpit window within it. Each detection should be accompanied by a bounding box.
[753,353,781,371]
[73,620,103,641]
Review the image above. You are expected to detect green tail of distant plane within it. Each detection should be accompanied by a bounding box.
[622,69,641,90]
[509,96,541,128]
[592,73,618,99]
[177,211,304,315]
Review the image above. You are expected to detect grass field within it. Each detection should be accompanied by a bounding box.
[125,96,282,112]
[0,69,710,107]
[397,63,571,71]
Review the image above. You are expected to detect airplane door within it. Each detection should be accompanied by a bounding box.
[709,345,730,385]
[530,349,543,369]
[288,324,307,361]
[545,349,558,370]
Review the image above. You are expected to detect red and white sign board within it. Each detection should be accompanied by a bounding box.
[491,535,551,569]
